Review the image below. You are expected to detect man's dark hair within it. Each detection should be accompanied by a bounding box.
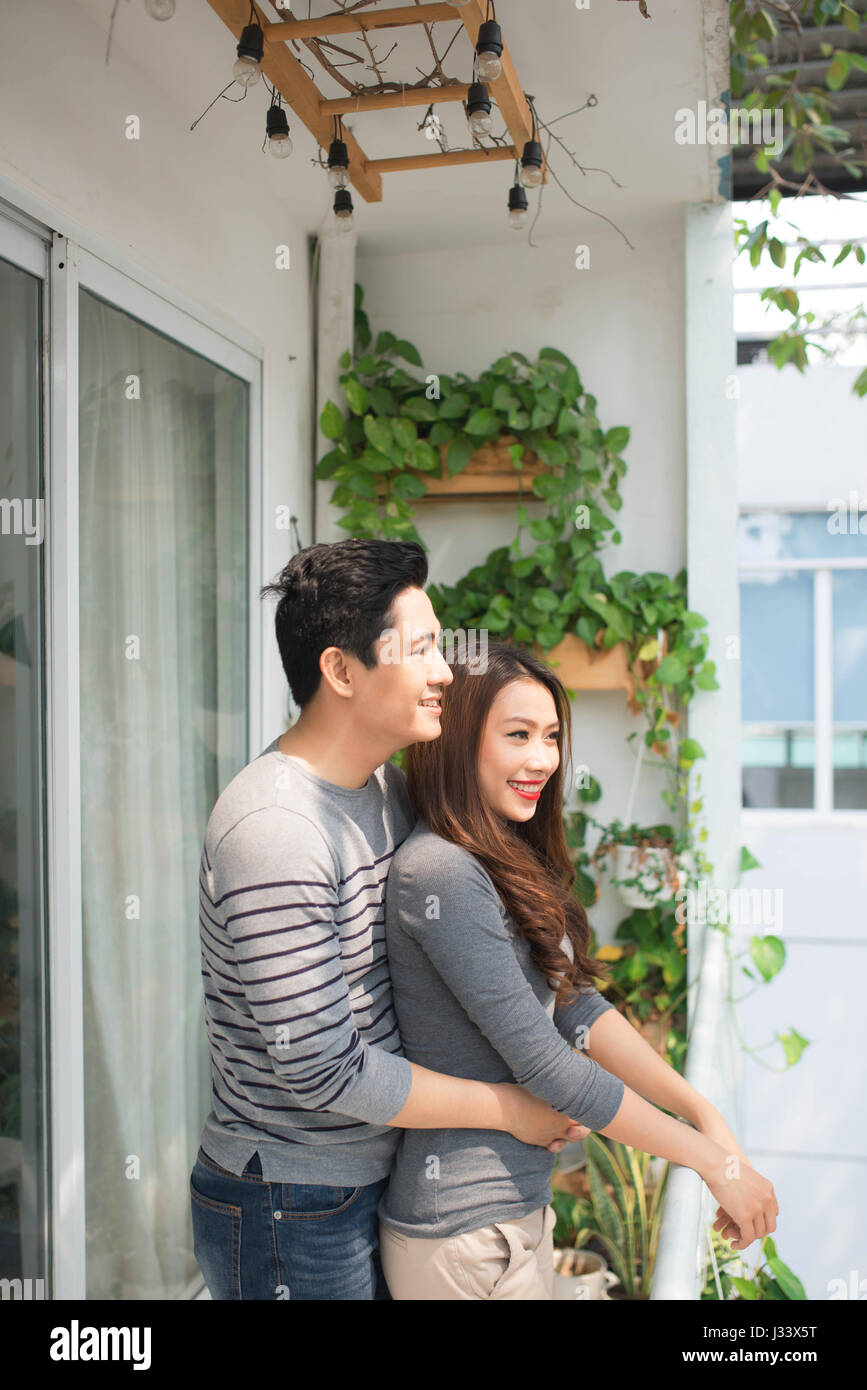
[260,538,429,708]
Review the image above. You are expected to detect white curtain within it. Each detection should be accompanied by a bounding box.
[78,289,248,1299]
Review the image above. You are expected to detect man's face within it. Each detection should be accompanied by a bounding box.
[350,586,453,750]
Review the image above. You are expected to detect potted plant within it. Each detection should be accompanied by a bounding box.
[551,1171,620,1300]
[597,819,690,911]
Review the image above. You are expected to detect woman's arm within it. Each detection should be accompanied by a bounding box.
[582,1007,709,1124]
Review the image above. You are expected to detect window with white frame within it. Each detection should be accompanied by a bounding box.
[739,510,867,812]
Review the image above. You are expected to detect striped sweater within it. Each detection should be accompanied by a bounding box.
[196,738,416,1184]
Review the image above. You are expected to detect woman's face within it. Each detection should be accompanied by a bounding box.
[477,676,561,822]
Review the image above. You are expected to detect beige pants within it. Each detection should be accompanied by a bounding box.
[379,1204,556,1300]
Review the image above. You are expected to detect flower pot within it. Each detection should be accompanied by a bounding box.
[613,842,688,910]
[552,1248,620,1300]
[534,633,637,705]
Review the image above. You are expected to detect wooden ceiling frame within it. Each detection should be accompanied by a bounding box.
[203,0,546,202]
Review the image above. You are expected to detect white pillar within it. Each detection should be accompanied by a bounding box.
[651,201,742,1300]
[314,225,357,544]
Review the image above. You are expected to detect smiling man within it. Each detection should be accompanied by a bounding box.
[189,537,586,1301]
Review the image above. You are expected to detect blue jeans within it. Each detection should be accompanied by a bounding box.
[189,1146,392,1301]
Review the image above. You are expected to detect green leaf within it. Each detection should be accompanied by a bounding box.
[537,346,572,370]
[369,385,396,415]
[439,392,471,420]
[375,330,397,355]
[827,52,851,91]
[531,405,556,430]
[320,400,344,440]
[655,653,687,685]
[429,421,455,446]
[401,397,440,422]
[391,472,429,500]
[338,349,351,369]
[739,845,762,873]
[465,407,501,436]
[778,1030,811,1068]
[750,935,785,982]
[315,447,346,480]
[766,1257,807,1300]
[678,736,705,764]
[446,433,476,476]
[530,589,561,613]
[343,378,370,415]
[392,417,418,450]
[604,426,630,453]
[363,414,393,453]
[393,338,423,367]
[412,439,440,472]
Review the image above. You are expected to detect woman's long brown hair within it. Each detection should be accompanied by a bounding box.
[404,640,613,1008]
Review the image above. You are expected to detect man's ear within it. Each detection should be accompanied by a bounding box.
[318,645,355,699]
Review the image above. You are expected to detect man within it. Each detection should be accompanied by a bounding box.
[190,537,585,1300]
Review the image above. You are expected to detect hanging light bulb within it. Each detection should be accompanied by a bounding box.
[466,83,493,137]
[327,138,350,189]
[507,182,528,229]
[333,188,354,232]
[145,0,175,18]
[519,139,544,188]
[475,20,503,83]
[266,101,293,158]
[233,22,264,87]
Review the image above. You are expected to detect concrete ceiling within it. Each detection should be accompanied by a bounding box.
[74,0,730,254]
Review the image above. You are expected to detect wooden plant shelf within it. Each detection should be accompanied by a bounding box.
[376,434,550,500]
[532,632,669,716]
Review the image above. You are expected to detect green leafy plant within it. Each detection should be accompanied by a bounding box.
[569,1133,670,1299]
[316,285,627,550]
[702,1227,807,1300]
[730,1,867,397]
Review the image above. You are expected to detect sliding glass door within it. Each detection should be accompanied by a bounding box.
[77,278,252,1299]
[0,198,261,1299]
[0,220,50,1297]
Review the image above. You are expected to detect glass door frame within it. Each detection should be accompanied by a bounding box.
[0,174,264,1299]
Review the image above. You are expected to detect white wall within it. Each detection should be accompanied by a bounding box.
[736,360,867,1299]
[357,214,689,939]
[0,0,314,745]
[737,363,867,507]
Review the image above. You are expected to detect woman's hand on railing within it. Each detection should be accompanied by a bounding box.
[700,1146,778,1252]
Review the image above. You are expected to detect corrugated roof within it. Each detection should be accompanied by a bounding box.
[732,0,867,198]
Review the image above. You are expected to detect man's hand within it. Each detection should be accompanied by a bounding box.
[504,1086,592,1152]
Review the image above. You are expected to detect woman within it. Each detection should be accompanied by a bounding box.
[377,641,777,1300]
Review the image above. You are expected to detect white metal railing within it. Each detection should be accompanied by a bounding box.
[650,919,740,1299]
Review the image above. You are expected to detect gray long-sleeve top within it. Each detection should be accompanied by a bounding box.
[378,819,625,1238]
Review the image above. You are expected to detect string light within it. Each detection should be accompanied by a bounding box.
[519,97,544,187]
[475,4,503,83]
[326,118,350,188]
[466,83,493,136]
[233,7,264,88]
[333,187,354,231]
[266,96,292,158]
[507,164,528,229]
